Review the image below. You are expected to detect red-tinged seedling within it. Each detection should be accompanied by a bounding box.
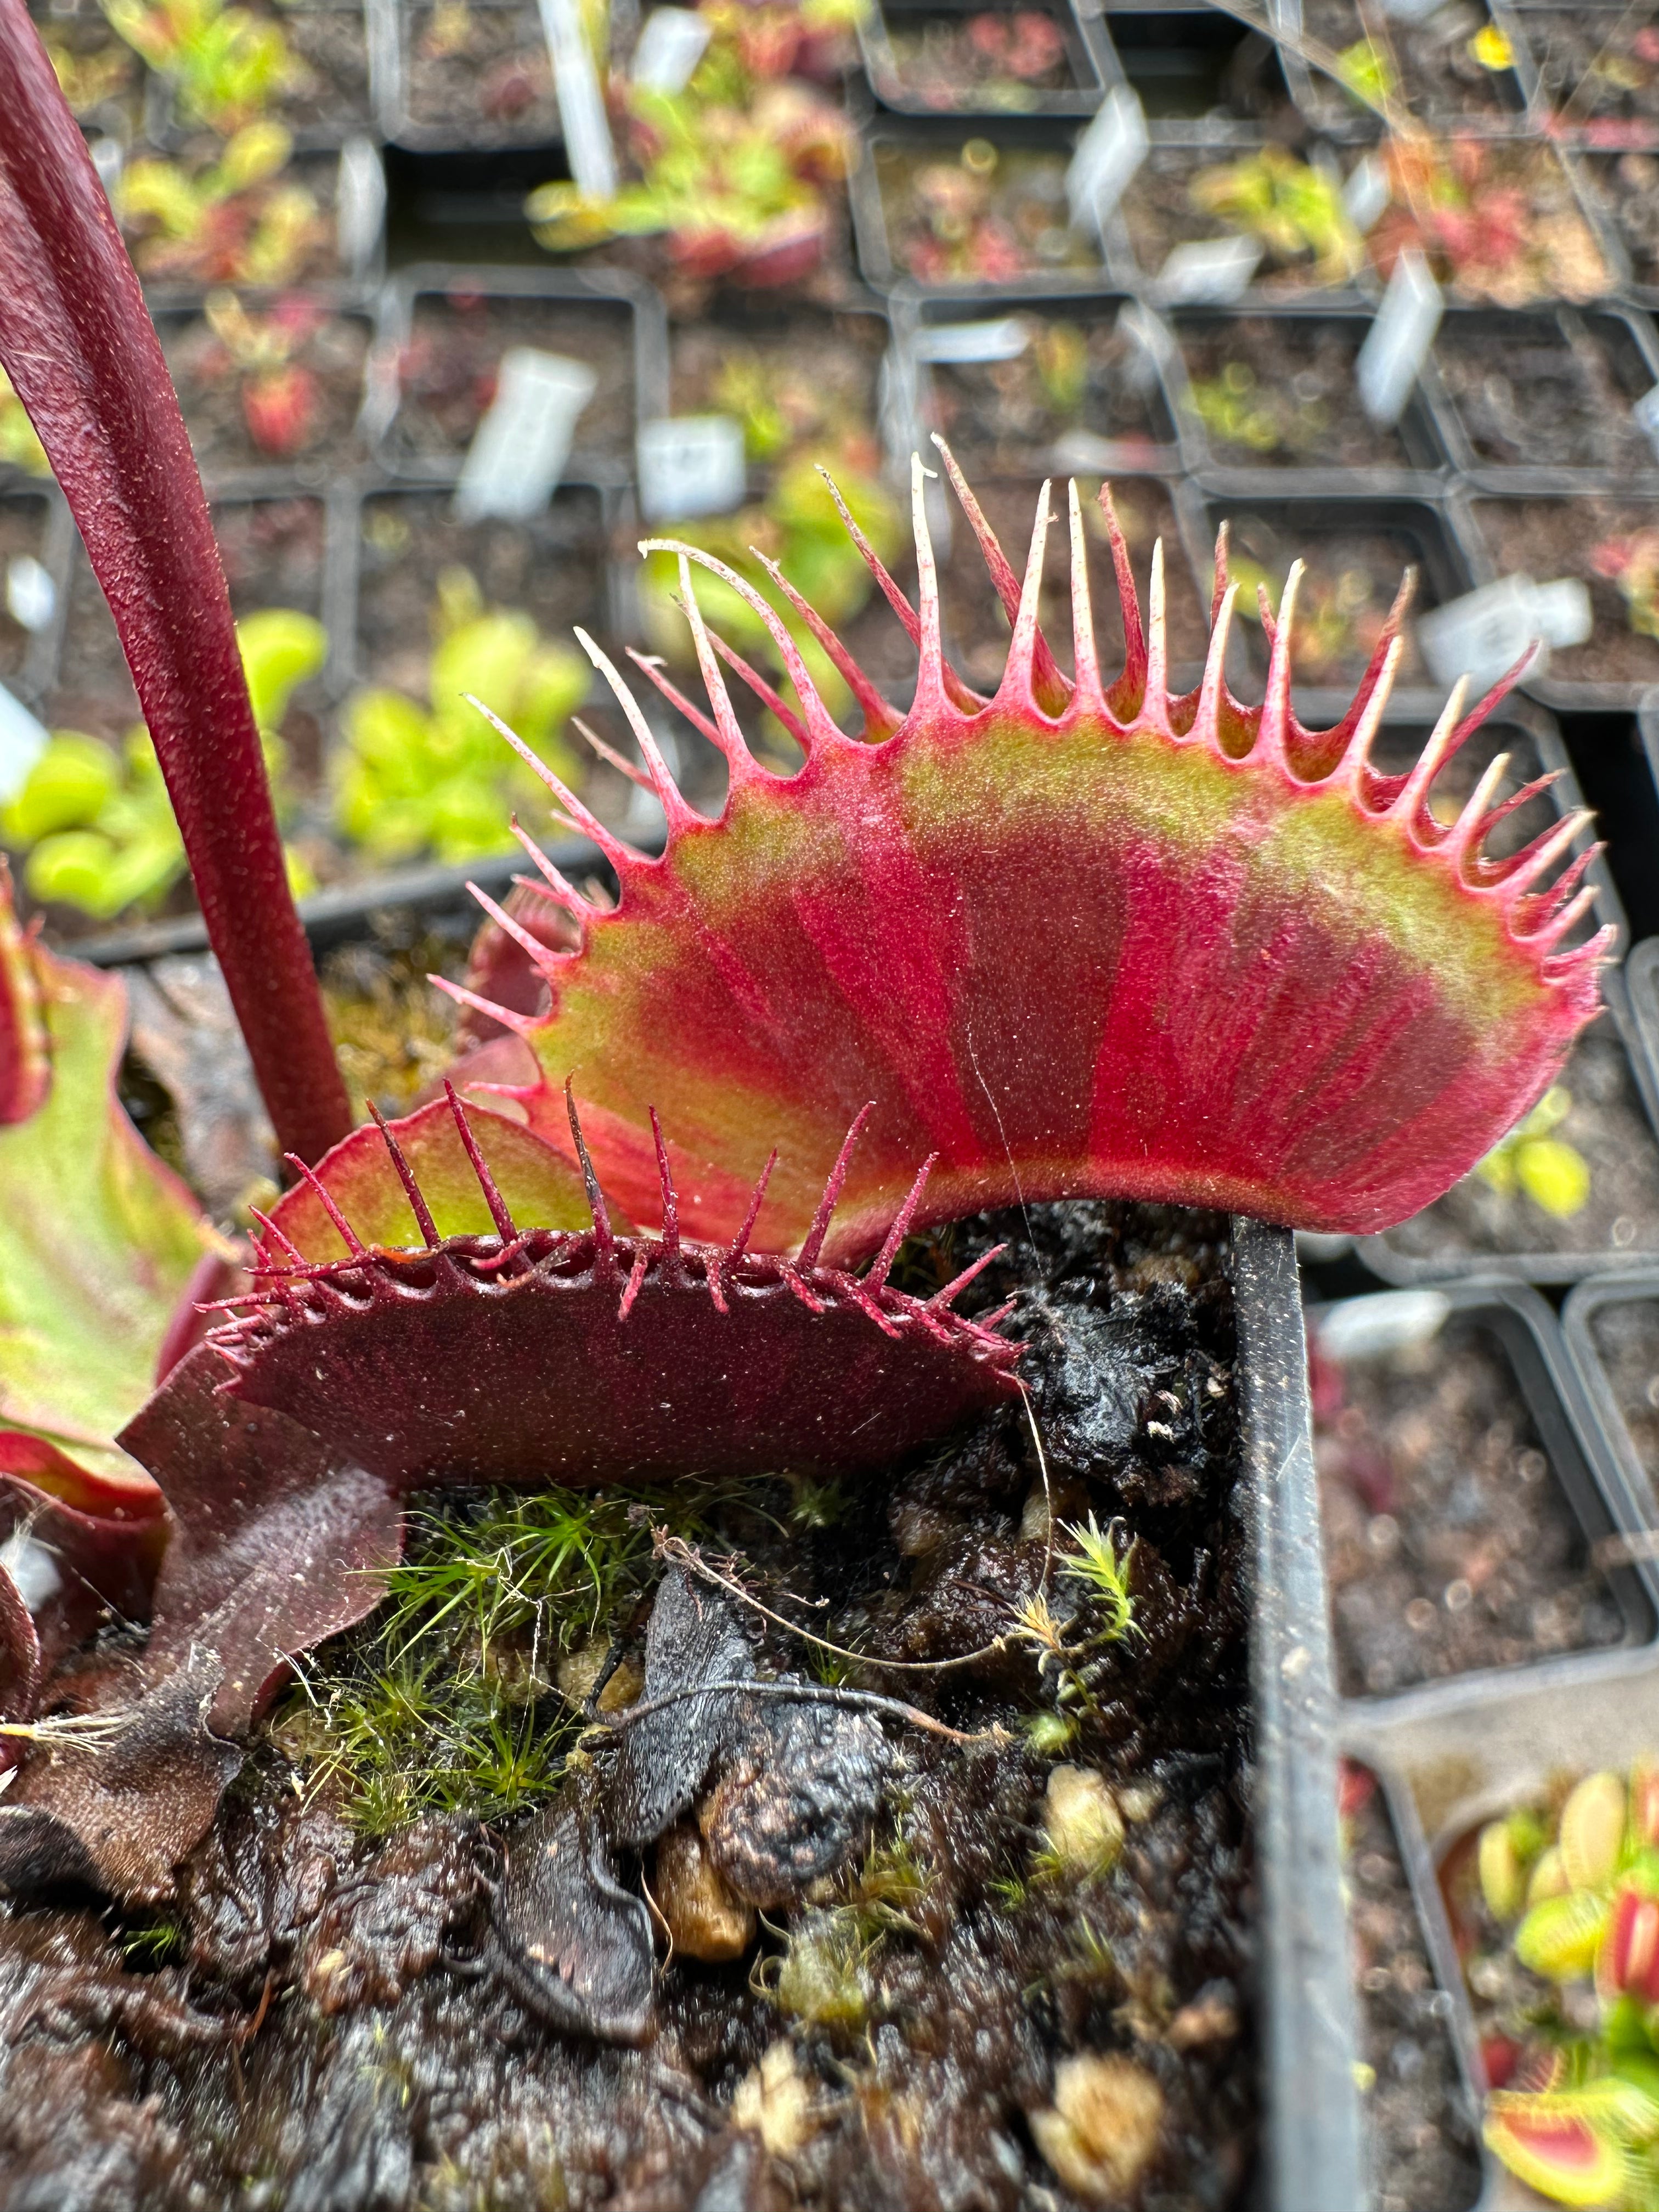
[446,439,1609,1261]
[1599,1886,1659,2008]
[1485,2093,1632,2210]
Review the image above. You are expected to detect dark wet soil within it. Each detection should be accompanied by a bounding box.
[0,1199,1256,2209]
[1379,1019,1659,1272]
[1313,1308,1626,1697]
[1178,315,1421,473]
[0,495,55,694]
[386,289,640,471]
[1432,309,1658,473]
[400,1,560,146]
[1585,1293,1659,1492]
[1301,0,1524,126]
[1342,1763,1483,2212]
[158,303,372,481]
[1471,494,1659,690]
[873,139,1104,286]
[1203,509,1438,687]
[352,487,610,698]
[928,309,1175,475]
[940,473,1209,693]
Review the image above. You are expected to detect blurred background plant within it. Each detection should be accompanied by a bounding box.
[1,607,324,919]
[334,566,590,867]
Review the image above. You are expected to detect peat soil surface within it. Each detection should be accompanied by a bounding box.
[1314,1310,1625,1699]
[0,1201,1256,2210]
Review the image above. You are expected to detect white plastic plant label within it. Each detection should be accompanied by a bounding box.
[1153,235,1262,306]
[1342,153,1390,236]
[1317,1290,1451,1363]
[1530,578,1594,651]
[454,349,597,523]
[0,681,48,806]
[1356,247,1443,427]
[913,318,1031,365]
[631,6,710,92]
[336,136,386,276]
[637,415,747,523]
[539,0,618,198]
[4,555,55,634]
[1635,383,1659,461]
[1065,84,1148,239]
[1418,573,1590,692]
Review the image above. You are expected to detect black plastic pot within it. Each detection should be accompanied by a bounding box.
[847,114,1108,296]
[1447,484,1659,713]
[890,286,1183,479]
[1096,132,1377,312]
[1564,1270,1659,1526]
[1273,0,1537,143]
[364,262,669,490]
[1307,1276,1659,2208]
[856,0,1121,118]
[1572,148,1659,309]
[148,296,380,496]
[129,143,389,313]
[1313,1279,1659,1709]
[376,0,563,153]
[1161,302,1451,494]
[1420,304,1659,495]
[1178,486,1472,725]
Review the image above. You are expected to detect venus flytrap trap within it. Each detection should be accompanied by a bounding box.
[1459,1762,1659,2209]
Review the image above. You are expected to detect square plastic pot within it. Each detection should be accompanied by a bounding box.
[1180,486,1472,724]
[890,287,1183,479]
[847,116,1110,295]
[1161,302,1451,493]
[1419,303,1659,494]
[856,0,1122,117]
[364,264,669,490]
[1273,0,1538,143]
[376,0,563,152]
[1312,1279,1659,1717]
[1448,486,1659,712]
[142,0,382,154]
[149,296,379,495]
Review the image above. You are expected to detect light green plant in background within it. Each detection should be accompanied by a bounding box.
[1189,145,1365,288]
[2,608,325,921]
[1474,1085,1591,1218]
[103,0,293,132]
[116,122,323,290]
[335,567,589,867]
